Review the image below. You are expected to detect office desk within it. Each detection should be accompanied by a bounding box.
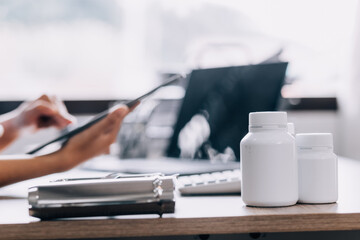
[0,157,360,240]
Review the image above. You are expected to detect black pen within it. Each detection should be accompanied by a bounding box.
[27,74,183,154]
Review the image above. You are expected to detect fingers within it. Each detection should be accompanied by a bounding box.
[37,94,51,103]
[87,106,129,143]
[60,105,133,167]
[110,101,140,114]
[109,107,130,138]
[34,102,70,129]
[34,95,75,129]
[51,95,77,124]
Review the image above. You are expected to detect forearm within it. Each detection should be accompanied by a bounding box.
[0,153,62,188]
[0,106,130,188]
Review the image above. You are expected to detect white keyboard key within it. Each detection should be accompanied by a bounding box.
[189,175,205,185]
[210,172,228,182]
[199,173,217,184]
[178,177,193,187]
[222,170,241,182]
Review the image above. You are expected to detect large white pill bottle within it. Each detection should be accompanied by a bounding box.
[240,112,298,207]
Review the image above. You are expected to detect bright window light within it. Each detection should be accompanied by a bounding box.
[0,0,357,100]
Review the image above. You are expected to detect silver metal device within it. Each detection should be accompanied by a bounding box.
[28,174,176,219]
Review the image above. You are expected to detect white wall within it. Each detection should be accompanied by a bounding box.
[287,111,340,154]
[336,1,360,160]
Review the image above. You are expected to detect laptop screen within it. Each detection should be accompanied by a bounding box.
[167,62,288,160]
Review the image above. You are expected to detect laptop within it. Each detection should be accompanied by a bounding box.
[82,62,288,175]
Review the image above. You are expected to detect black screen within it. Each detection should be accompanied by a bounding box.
[167,62,288,160]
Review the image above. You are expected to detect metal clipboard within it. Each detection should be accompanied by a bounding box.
[28,173,176,220]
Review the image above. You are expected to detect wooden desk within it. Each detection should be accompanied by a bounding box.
[0,157,360,240]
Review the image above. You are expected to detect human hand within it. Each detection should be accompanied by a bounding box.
[14,94,75,131]
[0,106,130,186]
[55,104,136,171]
[0,94,76,152]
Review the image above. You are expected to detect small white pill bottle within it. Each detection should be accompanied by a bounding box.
[296,133,338,204]
[240,112,298,207]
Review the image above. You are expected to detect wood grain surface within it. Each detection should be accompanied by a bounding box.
[0,157,359,239]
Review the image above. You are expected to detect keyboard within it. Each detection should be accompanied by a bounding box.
[177,169,241,195]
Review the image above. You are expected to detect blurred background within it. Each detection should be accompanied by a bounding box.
[0,0,359,160]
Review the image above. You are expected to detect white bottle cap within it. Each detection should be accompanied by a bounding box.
[296,133,333,148]
[287,123,295,135]
[249,112,287,127]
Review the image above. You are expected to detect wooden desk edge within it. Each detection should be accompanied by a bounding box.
[1,213,360,240]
